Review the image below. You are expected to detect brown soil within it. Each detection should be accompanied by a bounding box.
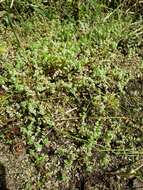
[0,143,36,190]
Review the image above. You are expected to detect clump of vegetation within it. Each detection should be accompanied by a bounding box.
[0,0,143,189]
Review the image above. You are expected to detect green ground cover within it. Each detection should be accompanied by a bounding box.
[0,0,143,189]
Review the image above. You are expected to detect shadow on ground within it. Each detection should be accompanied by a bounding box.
[0,163,8,190]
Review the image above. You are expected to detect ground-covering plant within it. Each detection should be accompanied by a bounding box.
[0,0,143,189]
